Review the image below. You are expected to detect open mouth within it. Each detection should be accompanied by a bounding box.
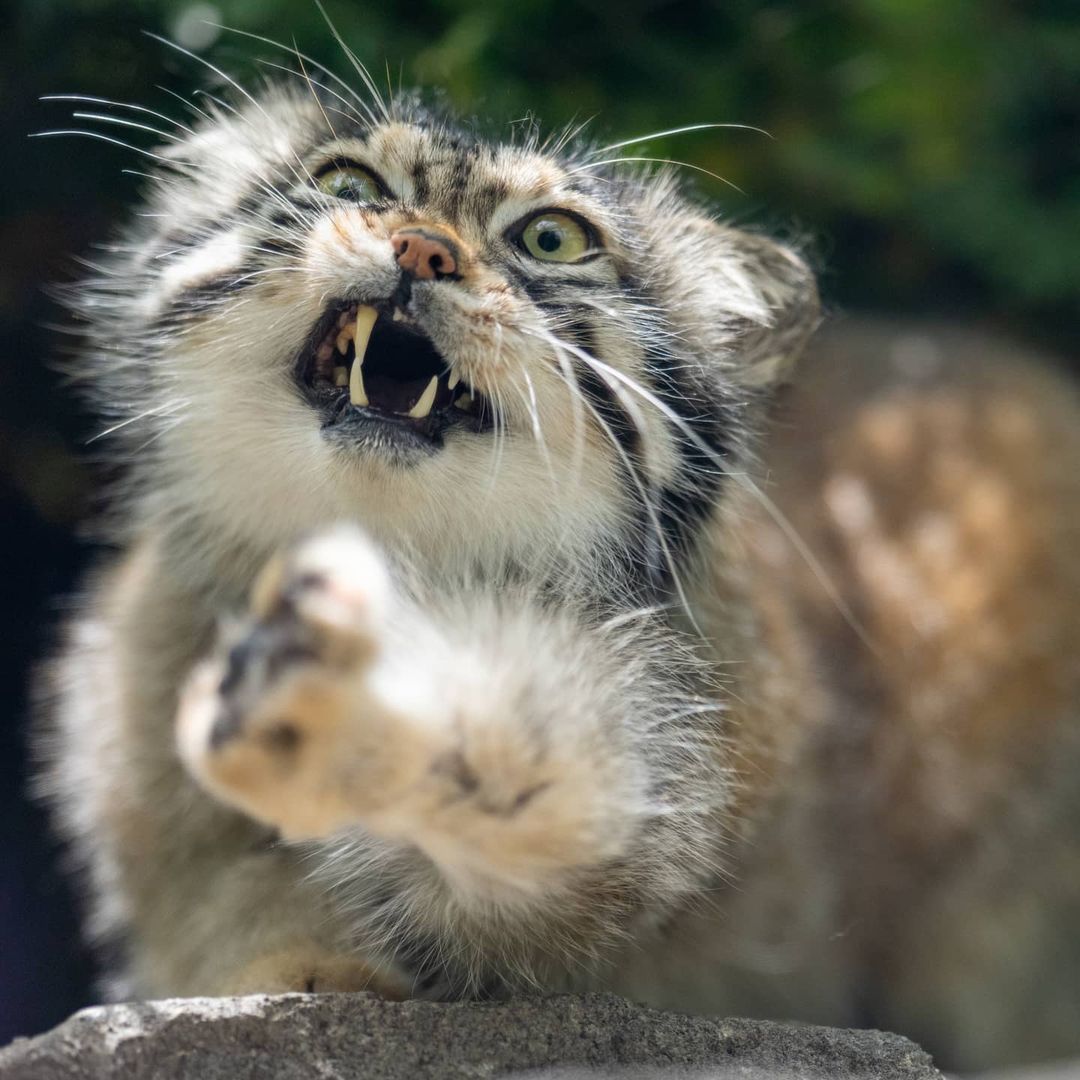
[297,301,489,445]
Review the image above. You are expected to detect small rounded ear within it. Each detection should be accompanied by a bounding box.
[645,204,820,389]
[710,225,821,388]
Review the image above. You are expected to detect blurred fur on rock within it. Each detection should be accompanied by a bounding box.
[34,67,1080,1073]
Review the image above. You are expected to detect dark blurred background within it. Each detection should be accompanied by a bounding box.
[2,0,1078,1045]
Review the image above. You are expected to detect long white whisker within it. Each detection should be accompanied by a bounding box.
[155,84,215,125]
[69,111,184,144]
[588,122,772,158]
[570,156,745,195]
[496,369,561,552]
[42,95,196,136]
[544,333,590,496]
[536,329,877,650]
[314,0,390,123]
[28,130,195,167]
[122,168,181,187]
[144,32,270,118]
[517,368,544,447]
[254,59,367,130]
[523,325,655,470]
[145,32,324,195]
[128,414,189,455]
[537,330,682,591]
[190,87,237,118]
[293,45,340,143]
[207,266,309,290]
[485,327,509,491]
[86,399,190,444]
[739,474,881,657]
[541,114,597,156]
[542,334,701,628]
[212,24,378,127]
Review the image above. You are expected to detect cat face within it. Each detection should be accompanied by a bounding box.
[78,84,817,575]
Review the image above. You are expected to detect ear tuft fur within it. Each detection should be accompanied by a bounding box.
[715,226,821,388]
[642,195,820,389]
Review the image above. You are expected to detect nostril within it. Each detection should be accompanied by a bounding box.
[391,228,460,280]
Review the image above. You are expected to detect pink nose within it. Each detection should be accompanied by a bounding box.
[391,228,459,280]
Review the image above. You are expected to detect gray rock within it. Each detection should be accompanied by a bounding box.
[0,992,943,1080]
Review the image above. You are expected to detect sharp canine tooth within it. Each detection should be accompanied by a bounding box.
[350,361,368,406]
[348,306,379,407]
[337,304,378,357]
[455,392,473,410]
[352,305,378,368]
[447,370,460,390]
[408,376,439,419]
[333,366,348,387]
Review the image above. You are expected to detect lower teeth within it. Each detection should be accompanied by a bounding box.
[407,375,439,419]
[313,311,480,421]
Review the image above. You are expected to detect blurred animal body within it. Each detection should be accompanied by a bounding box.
[38,67,1080,1073]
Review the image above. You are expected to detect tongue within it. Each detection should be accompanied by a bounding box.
[364,372,432,415]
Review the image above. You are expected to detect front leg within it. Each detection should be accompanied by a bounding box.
[178,527,724,970]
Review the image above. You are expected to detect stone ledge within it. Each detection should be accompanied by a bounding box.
[0,992,944,1079]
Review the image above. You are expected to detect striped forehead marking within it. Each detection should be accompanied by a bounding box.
[404,152,536,228]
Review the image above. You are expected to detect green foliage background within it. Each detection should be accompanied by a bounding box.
[7,0,1080,340]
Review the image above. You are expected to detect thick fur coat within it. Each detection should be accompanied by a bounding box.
[37,74,1080,1073]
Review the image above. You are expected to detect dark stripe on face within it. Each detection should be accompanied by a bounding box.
[160,165,298,255]
[159,175,309,260]
[443,148,475,220]
[642,333,734,566]
[265,206,309,232]
[576,363,641,460]
[152,256,261,329]
[257,235,304,258]
[501,264,613,298]
[245,188,328,223]
[511,268,665,575]
[568,327,713,595]
[543,313,641,462]
[466,180,511,225]
[412,159,430,203]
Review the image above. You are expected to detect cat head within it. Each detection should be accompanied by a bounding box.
[71,80,818,578]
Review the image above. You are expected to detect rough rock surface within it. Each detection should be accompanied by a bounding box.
[0,992,943,1080]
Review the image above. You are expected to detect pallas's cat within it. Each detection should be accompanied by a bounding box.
[38,63,1080,1073]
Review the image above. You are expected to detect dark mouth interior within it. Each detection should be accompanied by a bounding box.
[364,319,452,415]
[299,302,488,437]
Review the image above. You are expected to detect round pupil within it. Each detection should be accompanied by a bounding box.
[537,228,562,253]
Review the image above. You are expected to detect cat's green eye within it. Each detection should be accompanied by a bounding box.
[316,164,382,203]
[519,212,592,262]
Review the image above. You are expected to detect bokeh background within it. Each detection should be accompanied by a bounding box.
[2,0,1078,1045]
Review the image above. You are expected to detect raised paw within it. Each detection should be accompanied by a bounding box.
[248,526,391,666]
[176,527,421,839]
[177,527,618,896]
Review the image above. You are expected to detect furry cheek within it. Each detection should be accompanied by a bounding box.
[303,209,400,299]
